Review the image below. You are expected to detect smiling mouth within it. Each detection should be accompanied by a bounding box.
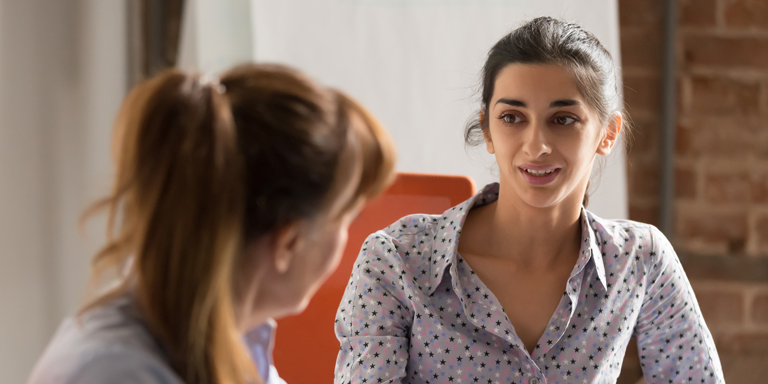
[518,166,561,185]
[523,168,556,176]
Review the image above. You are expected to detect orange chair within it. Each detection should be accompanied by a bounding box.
[273,172,476,383]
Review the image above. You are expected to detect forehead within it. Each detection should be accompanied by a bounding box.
[491,64,583,106]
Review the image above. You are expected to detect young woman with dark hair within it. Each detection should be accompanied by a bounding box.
[29,63,396,384]
[335,17,723,384]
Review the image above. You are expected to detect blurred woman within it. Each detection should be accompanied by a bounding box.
[29,63,395,384]
[334,17,723,384]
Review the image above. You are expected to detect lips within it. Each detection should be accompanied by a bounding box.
[518,164,561,185]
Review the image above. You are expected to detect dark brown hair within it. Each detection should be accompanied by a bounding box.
[81,63,396,384]
[465,17,631,206]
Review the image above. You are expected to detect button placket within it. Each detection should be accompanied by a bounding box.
[452,256,528,354]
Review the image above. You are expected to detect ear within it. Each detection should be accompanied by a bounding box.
[480,110,495,154]
[596,114,622,156]
[271,221,304,274]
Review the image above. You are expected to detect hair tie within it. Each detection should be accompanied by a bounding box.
[199,74,226,94]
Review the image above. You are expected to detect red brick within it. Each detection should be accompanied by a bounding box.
[677,209,748,244]
[618,0,663,27]
[629,203,660,226]
[680,0,717,27]
[714,332,768,354]
[620,27,662,69]
[705,173,751,203]
[689,75,761,115]
[684,35,768,70]
[676,116,768,161]
[628,160,660,200]
[627,116,659,158]
[694,289,745,326]
[624,74,662,115]
[757,214,768,248]
[720,354,768,383]
[752,293,768,324]
[682,254,768,281]
[724,0,768,30]
[750,172,768,203]
[675,123,692,157]
[676,166,696,199]
[703,170,768,204]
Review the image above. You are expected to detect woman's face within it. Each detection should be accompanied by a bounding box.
[282,210,356,314]
[483,64,619,209]
[241,174,363,328]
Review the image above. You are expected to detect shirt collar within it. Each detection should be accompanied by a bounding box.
[243,319,277,382]
[427,183,499,295]
[427,182,608,294]
[579,208,608,291]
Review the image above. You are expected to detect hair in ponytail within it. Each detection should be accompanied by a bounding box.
[81,64,395,384]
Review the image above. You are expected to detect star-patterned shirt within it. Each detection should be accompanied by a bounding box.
[334,183,724,384]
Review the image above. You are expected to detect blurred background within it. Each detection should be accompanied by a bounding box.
[0,0,766,383]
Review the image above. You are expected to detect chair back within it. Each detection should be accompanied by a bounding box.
[273,172,476,383]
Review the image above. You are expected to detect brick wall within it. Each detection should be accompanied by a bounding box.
[619,0,768,383]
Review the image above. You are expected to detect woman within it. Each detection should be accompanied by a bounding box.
[29,63,396,384]
[335,17,723,384]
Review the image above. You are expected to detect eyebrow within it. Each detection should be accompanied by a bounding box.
[550,99,581,108]
[493,98,582,108]
[494,98,526,107]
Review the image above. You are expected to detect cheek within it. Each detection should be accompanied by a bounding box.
[308,224,350,283]
[486,126,514,158]
[325,226,349,273]
[559,131,596,163]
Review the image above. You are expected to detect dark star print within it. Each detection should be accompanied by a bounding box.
[334,183,723,384]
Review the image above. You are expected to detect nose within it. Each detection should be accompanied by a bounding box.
[522,120,552,158]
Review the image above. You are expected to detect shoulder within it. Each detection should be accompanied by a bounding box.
[359,213,439,261]
[351,213,442,287]
[29,298,180,384]
[586,211,655,242]
[68,346,181,384]
[586,211,670,265]
[379,213,441,239]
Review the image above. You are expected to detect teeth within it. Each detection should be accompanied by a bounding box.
[525,169,554,176]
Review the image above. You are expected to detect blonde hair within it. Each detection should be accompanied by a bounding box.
[81,64,396,384]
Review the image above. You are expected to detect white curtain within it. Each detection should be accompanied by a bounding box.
[181,0,627,218]
[0,1,127,382]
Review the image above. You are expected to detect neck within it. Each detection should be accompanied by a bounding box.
[470,179,585,269]
[234,240,271,333]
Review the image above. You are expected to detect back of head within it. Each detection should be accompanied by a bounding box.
[83,63,396,384]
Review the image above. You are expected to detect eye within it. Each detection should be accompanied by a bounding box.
[553,115,577,125]
[499,113,522,124]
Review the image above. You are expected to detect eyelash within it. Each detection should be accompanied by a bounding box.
[496,113,580,126]
[497,113,522,125]
[552,115,579,125]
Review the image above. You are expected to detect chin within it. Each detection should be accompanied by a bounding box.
[296,296,312,313]
[293,289,320,314]
[265,293,310,321]
[511,186,560,208]
[507,177,571,209]
[273,279,330,319]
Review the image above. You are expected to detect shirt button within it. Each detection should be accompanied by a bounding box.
[530,379,539,384]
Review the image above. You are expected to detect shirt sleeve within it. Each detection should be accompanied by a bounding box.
[634,226,725,384]
[334,233,414,384]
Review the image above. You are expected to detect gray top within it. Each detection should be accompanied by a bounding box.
[28,295,285,384]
